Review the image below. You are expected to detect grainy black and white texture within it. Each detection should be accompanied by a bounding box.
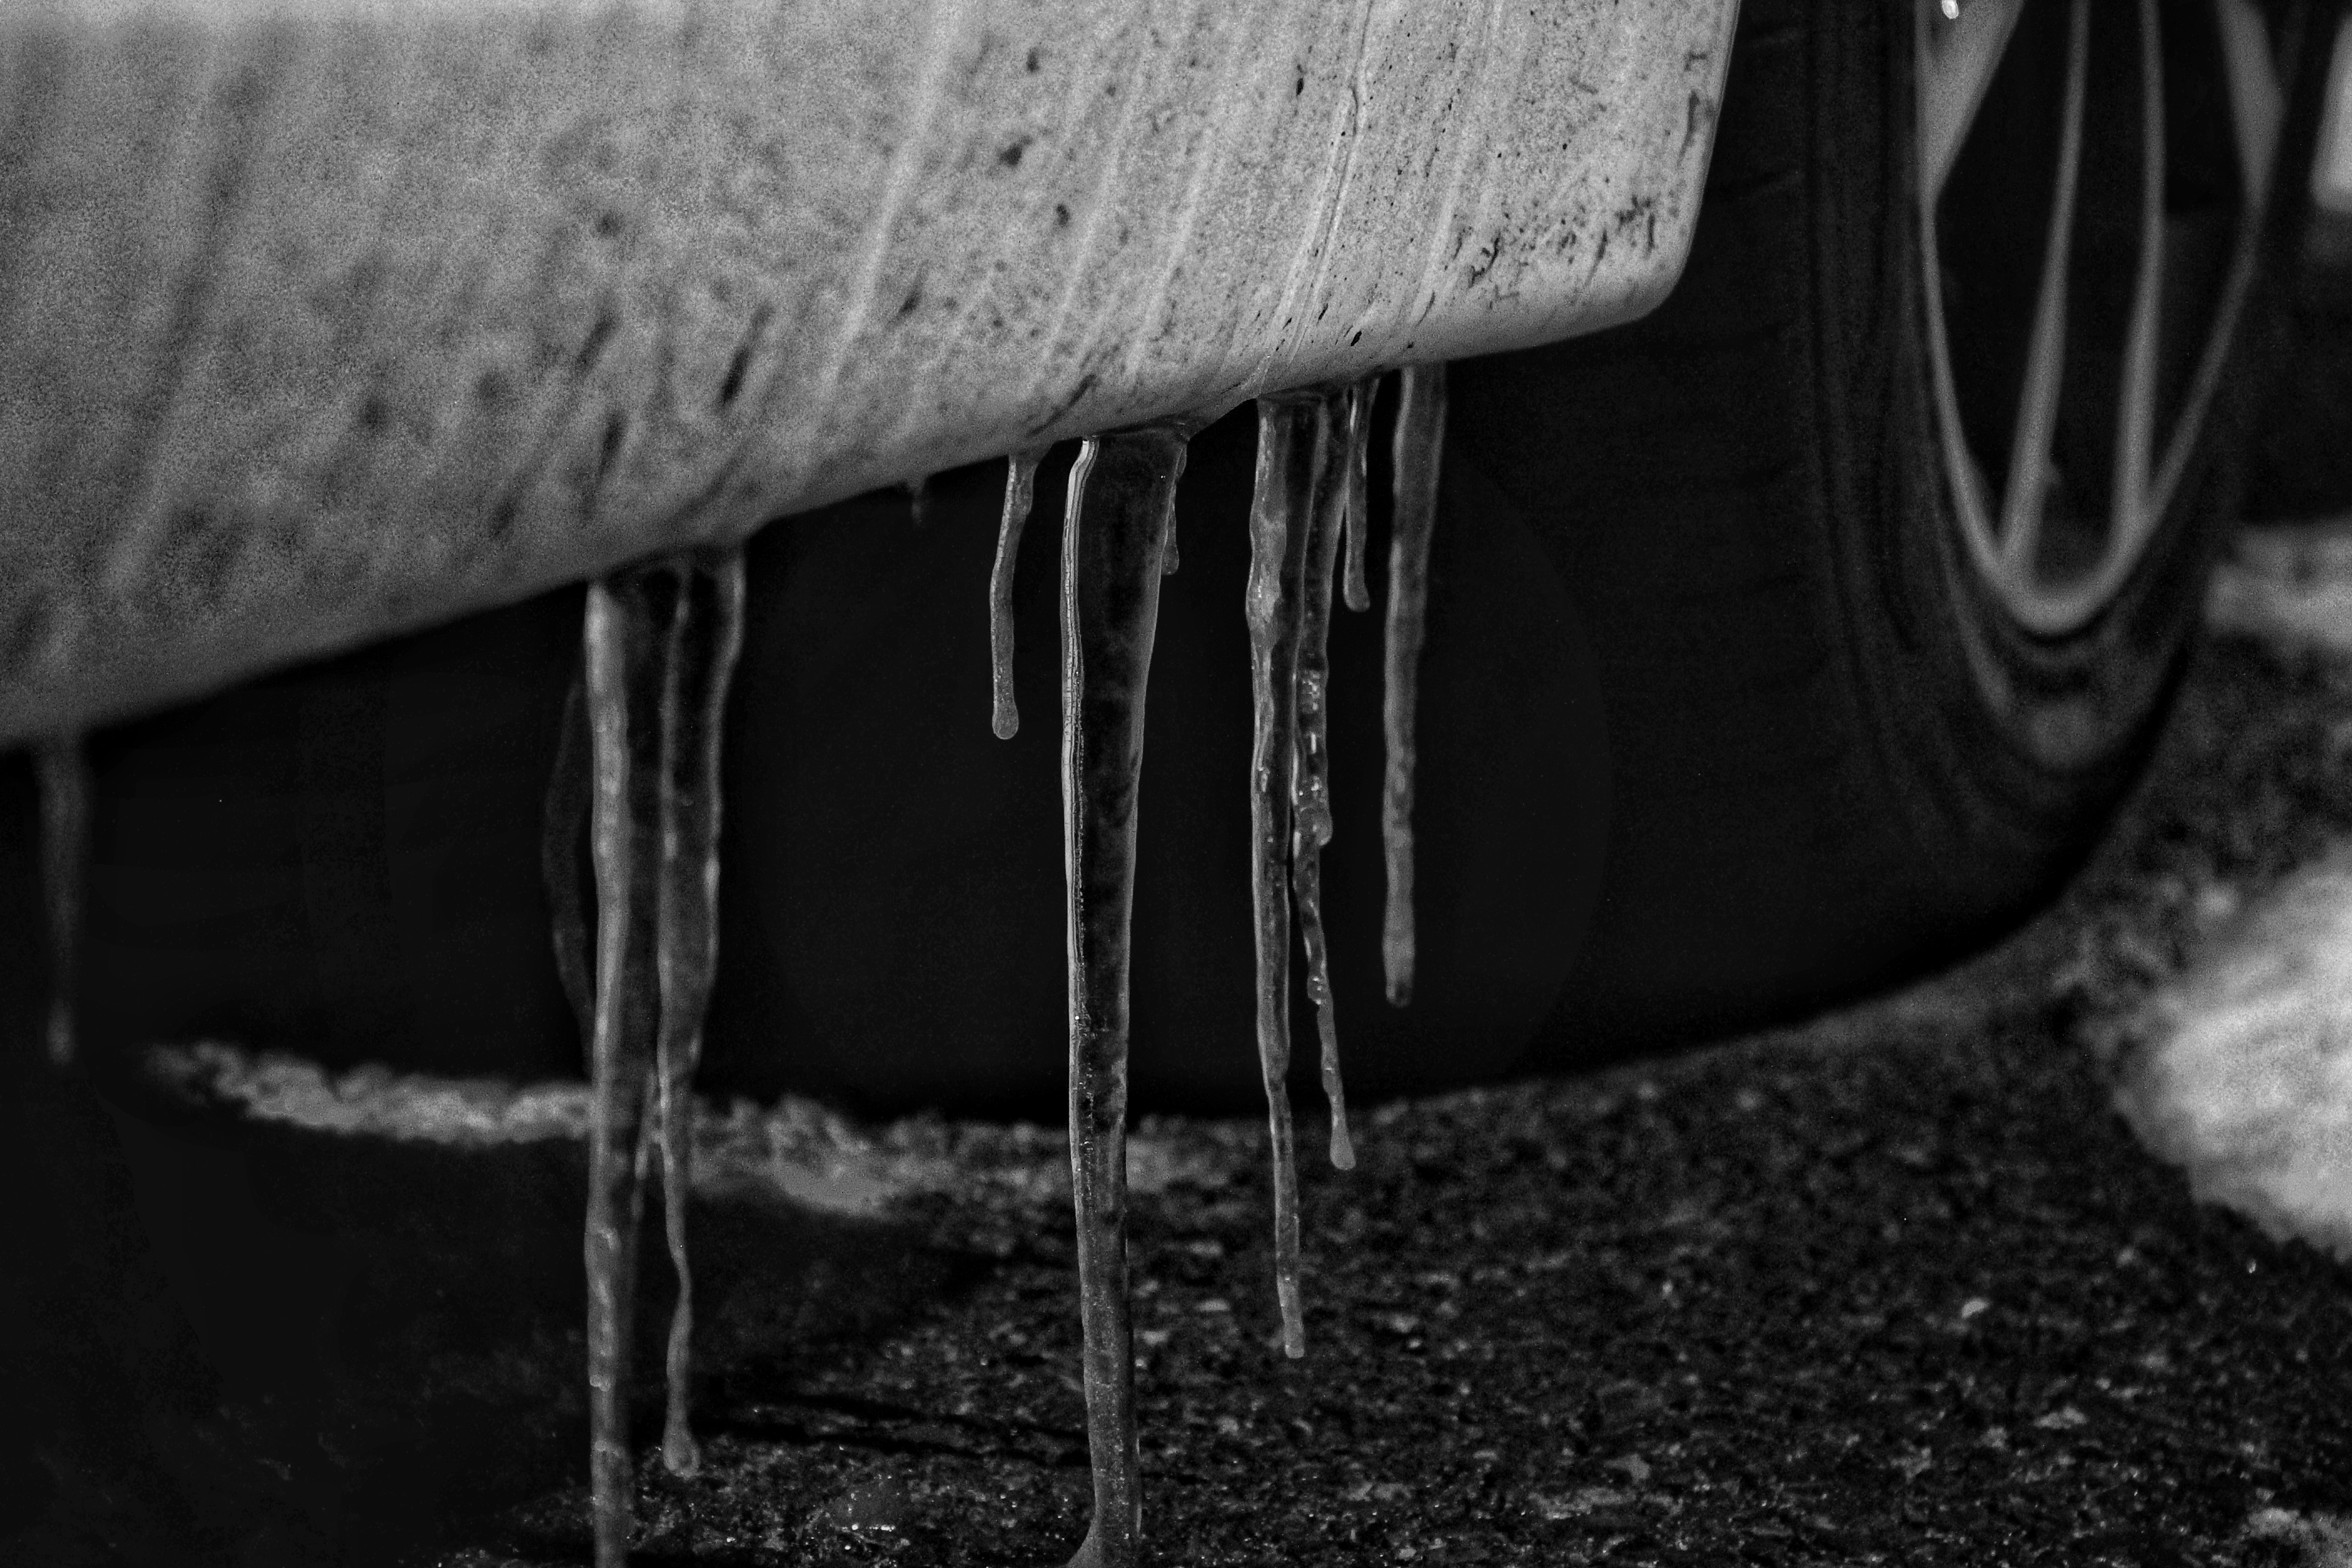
[3,542,2349,1565]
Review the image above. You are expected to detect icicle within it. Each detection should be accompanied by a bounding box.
[545,671,595,1048]
[34,736,90,1069]
[1339,375,1376,614]
[1381,364,1446,1008]
[1292,408,1355,1173]
[581,560,673,1568]
[578,547,743,1564]
[1292,411,1342,858]
[1244,392,1324,1360]
[1058,422,1187,1568]
[652,547,747,1479]
[990,447,1050,740]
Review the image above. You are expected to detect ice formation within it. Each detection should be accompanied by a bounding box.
[1056,423,1190,1567]
[578,547,747,1566]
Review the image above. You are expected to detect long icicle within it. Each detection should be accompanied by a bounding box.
[652,547,747,1478]
[990,447,1051,739]
[34,736,90,1069]
[1059,423,1188,1568]
[1245,393,1322,1359]
[1381,363,1446,1007]
[582,560,682,1568]
[1338,375,1376,614]
[545,671,595,1048]
[1292,402,1355,1173]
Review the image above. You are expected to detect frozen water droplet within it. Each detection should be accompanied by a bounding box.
[990,448,1051,739]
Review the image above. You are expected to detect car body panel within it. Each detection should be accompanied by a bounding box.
[0,0,1736,746]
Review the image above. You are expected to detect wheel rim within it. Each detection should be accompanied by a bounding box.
[1915,0,2286,639]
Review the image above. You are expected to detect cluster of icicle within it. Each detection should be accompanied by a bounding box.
[977,365,1446,1566]
[23,364,1446,1568]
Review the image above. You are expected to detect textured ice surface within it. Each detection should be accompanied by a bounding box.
[1244,393,1324,1360]
[577,548,747,1560]
[990,448,1051,739]
[581,563,674,1565]
[1338,375,1375,616]
[1292,394,1355,1172]
[1055,424,1188,1567]
[650,553,747,1476]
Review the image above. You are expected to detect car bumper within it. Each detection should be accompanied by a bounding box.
[0,0,1736,747]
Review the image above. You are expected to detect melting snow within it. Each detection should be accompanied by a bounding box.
[2246,1507,2352,1568]
[2115,846,2352,1262]
[2116,523,2352,1261]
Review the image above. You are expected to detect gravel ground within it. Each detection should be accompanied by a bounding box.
[8,537,2352,1567]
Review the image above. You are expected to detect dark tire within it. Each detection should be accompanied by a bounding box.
[1509,0,2333,1070]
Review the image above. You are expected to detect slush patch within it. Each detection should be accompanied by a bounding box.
[2246,1507,2352,1568]
[2115,846,2352,1262]
[2206,520,2352,656]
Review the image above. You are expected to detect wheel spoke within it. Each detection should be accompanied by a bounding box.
[1926,0,2283,638]
[2148,0,2281,516]
[1995,0,2090,581]
[2106,0,2168,582]
[2214,0,2285,206]
[1919,0,2030,206]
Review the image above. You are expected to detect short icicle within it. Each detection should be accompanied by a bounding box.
[1338,375,1376,615]
[1244,392,1324,1359]
[1381,363,1446,1008]
[579,547,745,1565]
[1058,422,1188,1568]
[651,547,748,1478]
[990,447,1050,739]
[1291,404,1355,1173]
[34,736,90,1069]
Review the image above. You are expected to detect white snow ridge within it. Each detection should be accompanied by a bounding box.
[138,1038,1239,1218]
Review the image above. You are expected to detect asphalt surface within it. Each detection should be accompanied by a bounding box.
[7,544,2352,1566]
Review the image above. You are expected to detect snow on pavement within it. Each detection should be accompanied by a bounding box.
[2115,524,2352,1263]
